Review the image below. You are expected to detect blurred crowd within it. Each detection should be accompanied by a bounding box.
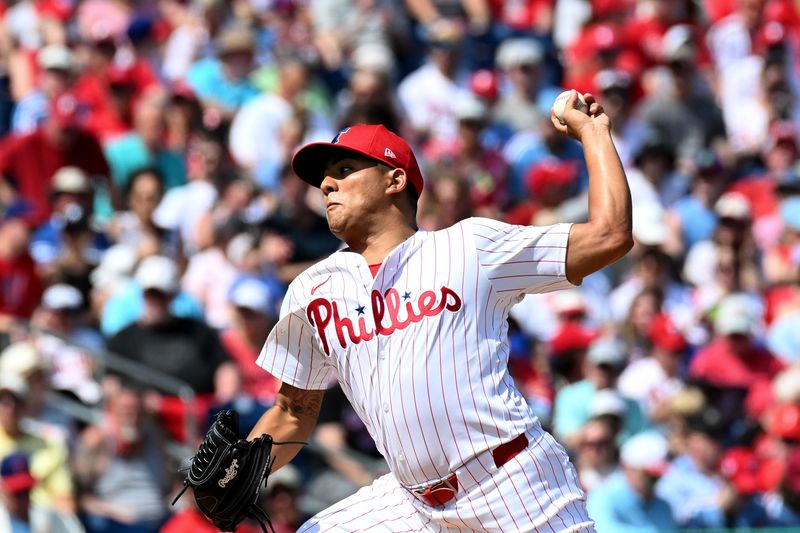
[0,0,799,532]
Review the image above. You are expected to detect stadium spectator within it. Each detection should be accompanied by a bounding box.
[553,336,647,449]
[0,452,83,533]
[219,276,282,404]
[0,374,74,513]
[72,381,169,533]
[0,92,110,228]
[587,431,676,532]
[0,205,42,321]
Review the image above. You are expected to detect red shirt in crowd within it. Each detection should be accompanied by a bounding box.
[0,128,109,226]
[689,338,785,389]
[0,251,42,319]
[220,329,281,403]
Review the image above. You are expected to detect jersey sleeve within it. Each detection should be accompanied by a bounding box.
[256,281,333,390]
[470,217,576,297]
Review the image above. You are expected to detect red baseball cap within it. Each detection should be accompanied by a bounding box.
[648,314,687,353]
[0,453,36,493]
[768,403,800,441]
[291,124,425,198]
[719,447,764,495]
[550,322,598,355]
[526,160,578,198]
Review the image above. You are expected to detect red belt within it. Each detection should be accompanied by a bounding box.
[410,433,528,507]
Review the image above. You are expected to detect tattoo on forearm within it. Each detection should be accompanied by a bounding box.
[279,386,324,421]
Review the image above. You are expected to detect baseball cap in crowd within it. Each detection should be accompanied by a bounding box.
[714,295,757,337]
[0,342,45,378]
[525,160,578,198]
[266,462,301,492]
[549,322,597,355]
[37,44,75,72]
[594,68,632,94]
[51,167,91,195]
[495,38,543,71]
[552,289,587,318]
[767,403,800,441]
[586,23,622,52]
[454,94,488,123]
[228,276,277,317]
[714,192,751,221]
[42,283,84,311]
[587,336,628,368]
[620,432,670,475]
[0,453,36,493]
[90,244,138,291]
[351,44,396,75]
[135,255,179,294]
[292,124,425,198]
[719,447,764,495]
[590,389,627,418]
[649,314,687,352]
[632,203,667,247]
[0,374,28,401]
[469,69,500,103]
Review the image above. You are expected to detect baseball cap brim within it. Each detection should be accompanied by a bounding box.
[292,143,396,189]
[2,472,36,493]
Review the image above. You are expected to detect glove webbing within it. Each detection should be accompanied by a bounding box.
[172,417,305,533]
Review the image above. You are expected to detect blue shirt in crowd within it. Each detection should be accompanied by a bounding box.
[587,471,676,533]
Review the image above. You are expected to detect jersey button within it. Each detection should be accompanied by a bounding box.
[382,402,389,412]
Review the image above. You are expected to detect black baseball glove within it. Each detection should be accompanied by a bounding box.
[172,410,298,532]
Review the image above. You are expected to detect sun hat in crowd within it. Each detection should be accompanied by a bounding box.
[0,342,46,378]
[0,374,28,401]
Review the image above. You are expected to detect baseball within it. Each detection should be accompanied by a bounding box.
[553,90,587,125]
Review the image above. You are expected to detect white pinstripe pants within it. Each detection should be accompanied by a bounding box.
[297,430,595,532]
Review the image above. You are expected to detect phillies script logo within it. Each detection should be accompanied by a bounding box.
[307,287,462,354]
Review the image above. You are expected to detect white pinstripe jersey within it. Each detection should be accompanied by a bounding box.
[257,217,574,487]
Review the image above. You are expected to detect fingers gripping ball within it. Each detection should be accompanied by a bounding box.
[553,90,588,125]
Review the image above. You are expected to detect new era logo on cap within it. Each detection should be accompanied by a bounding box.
[291,124,425,198]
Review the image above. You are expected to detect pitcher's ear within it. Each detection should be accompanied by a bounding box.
[385,167,409,197]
